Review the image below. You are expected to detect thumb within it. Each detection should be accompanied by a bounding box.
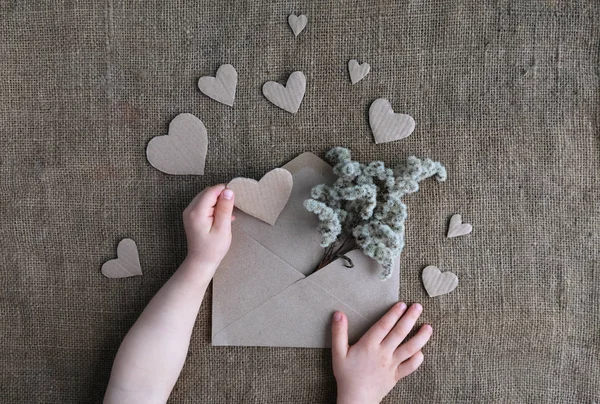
[212,188,235,233]
[331,311,349,359]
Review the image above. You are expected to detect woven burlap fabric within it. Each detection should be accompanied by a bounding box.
[1,0,599,402]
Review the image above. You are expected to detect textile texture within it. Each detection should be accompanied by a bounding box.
[1,0,599,402]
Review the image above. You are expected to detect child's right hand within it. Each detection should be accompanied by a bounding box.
[331,303,432,404]
[182,184,235,274]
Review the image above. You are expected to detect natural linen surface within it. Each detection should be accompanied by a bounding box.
[0,1,599,403]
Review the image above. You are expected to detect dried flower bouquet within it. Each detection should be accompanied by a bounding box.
[304,147,446,279]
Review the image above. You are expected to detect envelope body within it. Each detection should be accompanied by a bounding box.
[212,153,400,348]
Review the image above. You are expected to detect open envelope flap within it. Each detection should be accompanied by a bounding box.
[230,154,337,276]
[212,277,372,348]
[306,250,400,321]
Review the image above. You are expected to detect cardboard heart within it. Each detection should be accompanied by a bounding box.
[102,239,142,278]
[227,168,293,225]
[369,98,415,144]
[447,214,473,238]
[197,64,237,107]
[422,266,458,297]
[348,59,370,84]
[146,113,208,175]
[288,14,307,37]
[262,71,306,114]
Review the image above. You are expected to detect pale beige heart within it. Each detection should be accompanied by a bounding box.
[447,214,473,238]
[422,266,458,297]
[102,239,142,278]
[348,59,370,84]
[227,168,293,226]
[369,98,415,144]
[146,113,208,175]
[198,64,237,107]
[262,71,306,114]
[288,14,307,37]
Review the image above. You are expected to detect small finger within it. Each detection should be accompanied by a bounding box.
[331,311,349,359]
[212,188,235,234]
[395,350,424,381]
[394,324,432,363]
[382,303,422,349]
[360,302,407,345]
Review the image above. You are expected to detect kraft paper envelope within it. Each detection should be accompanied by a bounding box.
[212,152,400,348]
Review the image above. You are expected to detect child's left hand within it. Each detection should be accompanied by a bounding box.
[183,184,235,272]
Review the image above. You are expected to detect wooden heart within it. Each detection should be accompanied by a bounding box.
[369,98,415,144]
[102,239,142,278]
[198,64,237,107]
[263,71,306,114]
[422,266,458,297]
[447,214,473,238]
[146,113,208,175]
[348,59,370,84]
[227,168,293,225]
[288,14,307,37]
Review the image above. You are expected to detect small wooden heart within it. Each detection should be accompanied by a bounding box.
[102,239,142,278]
[447,214,473,238]
[369,98,415,144]
[198,64,237,107]
[262,71,306,114]
[422,266,458,297]
[348,59,370,84]
[146,113,208,175]
[288,14,307,37]
[227,168,293,225]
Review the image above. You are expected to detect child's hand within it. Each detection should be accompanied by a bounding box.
[183,184,235,272]
[331,303,432,404]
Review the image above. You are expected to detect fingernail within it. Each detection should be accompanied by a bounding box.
[398,302,407,310]
[223,189,233,200]
[333,312,342,321]
[414,303,422,312]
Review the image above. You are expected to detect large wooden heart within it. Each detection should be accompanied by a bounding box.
[227,168,293,225]
[146,113,208,175]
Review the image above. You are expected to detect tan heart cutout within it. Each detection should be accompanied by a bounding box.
[369,98,415,144]
[102,239,142,278]
[348,59,370,84]
[288,14,308,37]
[262,71,306,114]
[227,168,293,225]
[198,64,237,107]
[422,266,458,297]
[447,214,473,238]
[146,113,208,175]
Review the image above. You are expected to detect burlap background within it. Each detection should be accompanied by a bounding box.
[1,0,599,402]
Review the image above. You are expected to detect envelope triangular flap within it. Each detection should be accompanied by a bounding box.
[212,228,304,335]
[307,250,399,320]
[212,278,372,348]
[230,153,336,276]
